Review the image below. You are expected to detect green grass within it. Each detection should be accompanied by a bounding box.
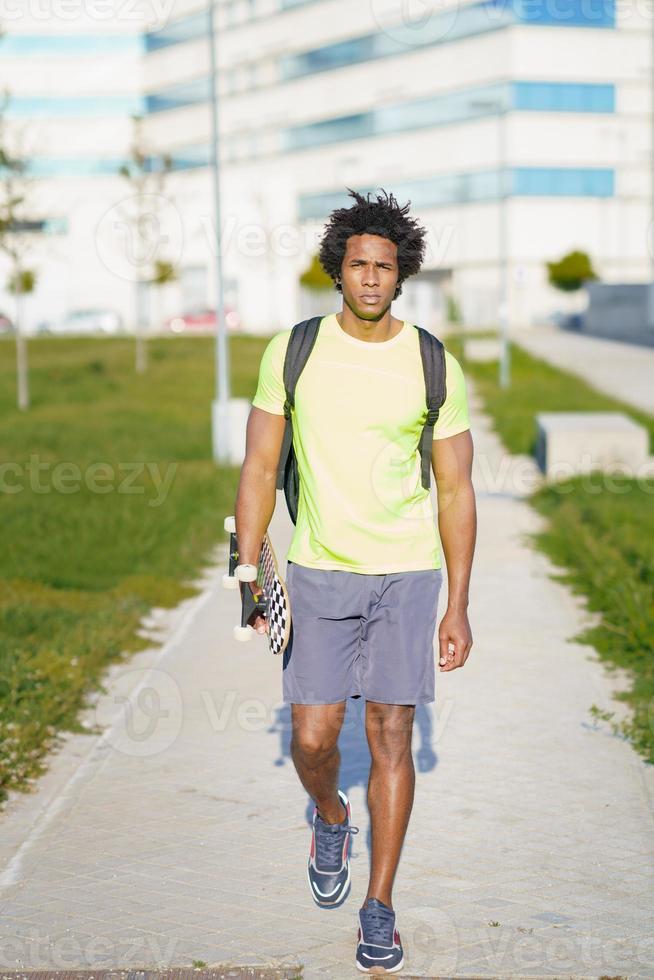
[0,334,268,805]
[450,333,654,763]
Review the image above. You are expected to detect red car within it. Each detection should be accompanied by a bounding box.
[0,312,15,335]
[164,307,241,335]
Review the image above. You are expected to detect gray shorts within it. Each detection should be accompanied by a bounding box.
[282,560,443,705]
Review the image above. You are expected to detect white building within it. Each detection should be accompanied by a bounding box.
[0,0,652,334]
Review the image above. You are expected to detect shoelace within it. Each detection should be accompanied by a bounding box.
[360,903,395,946]
[314,813,359,870]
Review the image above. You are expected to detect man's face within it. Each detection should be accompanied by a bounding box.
[339,234,399,321]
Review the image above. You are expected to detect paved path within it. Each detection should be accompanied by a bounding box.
[1,385,653,979]
[513,325,654,415]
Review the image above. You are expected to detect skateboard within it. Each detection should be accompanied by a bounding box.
[222,515,292,656]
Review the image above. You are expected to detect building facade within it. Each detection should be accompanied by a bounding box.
[0,0,651,334]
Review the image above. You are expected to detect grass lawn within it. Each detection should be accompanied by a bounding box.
[447,334,654,764]
[0,334,267,806]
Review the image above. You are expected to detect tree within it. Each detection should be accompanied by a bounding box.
[299,253,333,291]
[0,90,39,411]
[118,115,174,373]
[546,250,598,293]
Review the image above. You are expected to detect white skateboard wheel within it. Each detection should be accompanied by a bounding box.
[235,564,257,582]
[222,573,239,589]
[234,625,254,642]
[224,515,236,533]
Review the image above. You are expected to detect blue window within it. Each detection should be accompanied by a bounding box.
[283,80,613,152]
[513,81,614,112]
[145,10,209,51]
[284,112,374,150]
[512,167,614,196]
[280,3,510,81]
[280,0,613,82]
[0,34,143,56]
[24,158,131,178]
[21,143,212,178]
[5,95,145,118]
[146,76,212,113]
[299,167,614,218]
[167,143,212,170]
[513,0,614,27]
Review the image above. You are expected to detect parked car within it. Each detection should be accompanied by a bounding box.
[38,309,125,336]
[163,306,241,335]
[0,312,14,335]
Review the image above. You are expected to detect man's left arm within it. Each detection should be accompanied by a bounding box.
[432,429,476,671]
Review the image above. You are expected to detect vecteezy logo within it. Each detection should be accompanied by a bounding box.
[95,193,184,283]
[93,667,183,757]
[369,0,462,49]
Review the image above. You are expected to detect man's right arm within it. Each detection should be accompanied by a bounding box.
[234,406,287,565]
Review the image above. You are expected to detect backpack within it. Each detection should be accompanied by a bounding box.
[275,315,447,525]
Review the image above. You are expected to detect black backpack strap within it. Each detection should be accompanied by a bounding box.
[415,326,447,491]
[275,315,322,494]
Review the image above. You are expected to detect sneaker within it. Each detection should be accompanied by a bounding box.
[356,898,404,974]
[307,789,359,909]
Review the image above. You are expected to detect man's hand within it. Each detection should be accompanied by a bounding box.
[239,580,270,636]
[438,608,473,671]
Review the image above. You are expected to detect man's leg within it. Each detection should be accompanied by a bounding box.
[290,702,347,824]
[364,701,416,908]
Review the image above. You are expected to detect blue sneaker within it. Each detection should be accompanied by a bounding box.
[356,898,404,974]
[307,789,359,908]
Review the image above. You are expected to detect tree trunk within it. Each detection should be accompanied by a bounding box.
[135,278,148,374]
[15,281,29,411]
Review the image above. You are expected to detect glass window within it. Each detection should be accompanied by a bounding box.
[284,112,374,150]
[513,81,614,112]
[513,0,615,27]
[6,95,145,118]
[513,167,614,195]
[283,80,613,153]
[145,10,209,52]
[146,76,212,113]
[0,34,143,56]
[168,143,212,170]
[279,0,613,83]
[299,166,614,218]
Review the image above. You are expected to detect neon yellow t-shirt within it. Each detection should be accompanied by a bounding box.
[251,313,470,574]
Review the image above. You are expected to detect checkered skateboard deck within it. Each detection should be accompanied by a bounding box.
[222,515,292,656]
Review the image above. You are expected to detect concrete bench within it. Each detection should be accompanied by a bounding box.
[535,412,650,480]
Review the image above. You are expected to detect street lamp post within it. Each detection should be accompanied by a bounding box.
[471,93,511,388]
[497,103,510,389]
[207,0,232,463]
[650,14,654,333]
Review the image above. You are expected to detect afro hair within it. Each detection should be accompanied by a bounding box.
[318,187,427,299]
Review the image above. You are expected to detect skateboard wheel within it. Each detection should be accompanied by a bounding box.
[234,625,254,642]
[235,564,257,582]
[222,573,239,590]
[224,515,236,533]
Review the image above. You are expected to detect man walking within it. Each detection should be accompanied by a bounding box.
[235,188,476,974]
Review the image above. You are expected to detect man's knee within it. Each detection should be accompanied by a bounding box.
[290,703,344,761]
[366,702,415,764]
[291,726,339,760]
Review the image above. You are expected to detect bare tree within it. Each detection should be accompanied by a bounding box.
[118,115,174,373]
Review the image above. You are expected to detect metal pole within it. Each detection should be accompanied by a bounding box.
[649,13,654,332]
[498,102,510,389]
[207,0,232,463]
